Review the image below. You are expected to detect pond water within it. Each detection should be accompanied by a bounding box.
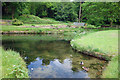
[2,34,107,78]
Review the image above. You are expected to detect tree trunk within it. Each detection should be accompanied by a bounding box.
[78,2,82,23]
[110,21,113,27]
[12,7,14,19]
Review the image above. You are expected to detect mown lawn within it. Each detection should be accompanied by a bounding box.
[71,30,118,78]
[0,47,29,78]
[102,55,118,78]
[71,30,118,56]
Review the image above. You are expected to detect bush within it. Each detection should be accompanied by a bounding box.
[12,19,23,26]
[18,15,61,24]
[82,24,100,29]
[67,24,72,27]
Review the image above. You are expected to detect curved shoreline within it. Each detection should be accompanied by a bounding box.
[71,48,112,61]
[70,30,118,78]
[1,30,119,78]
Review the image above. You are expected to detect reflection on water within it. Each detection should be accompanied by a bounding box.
[28,58,88,78]
[2,34,107,78]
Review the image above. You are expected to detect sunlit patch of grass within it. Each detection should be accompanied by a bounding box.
[71,30,118,56]
[1,47,29,78]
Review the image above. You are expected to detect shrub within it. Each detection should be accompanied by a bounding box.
[18,15,61,24]
[80,24,101,29]
[12,19,23,26]
[31,24,35,27]
[67,24,72,27]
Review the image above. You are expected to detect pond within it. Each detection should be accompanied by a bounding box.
[2,34,107,78]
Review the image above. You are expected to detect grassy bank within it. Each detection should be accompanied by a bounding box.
[0,48,2,80]
[1,24,119,34]
[102,55,118,78]
[1,24,83,34]
[0,47,29,78]
[70,30,118,78]
[2,33,77,41]
[71,30,118,60]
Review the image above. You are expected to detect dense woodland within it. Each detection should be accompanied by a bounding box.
[2,2,120,26]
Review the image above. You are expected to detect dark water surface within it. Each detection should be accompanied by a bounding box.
[2,34,107,78]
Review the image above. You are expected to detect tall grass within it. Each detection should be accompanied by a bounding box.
[1,47,29,78]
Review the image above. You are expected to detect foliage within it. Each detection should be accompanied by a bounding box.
[12,18,23,26]
[1,47,29,78]
[28,2,78,22]
[82,24,100,29]
[18,15,61,24]
[2,2,30,18]
[2,2,78,22]
[52,2,78,22]
[2,2,120,26]
[35,2,54,17]
[81,2,120,26]
[8,65,29,78]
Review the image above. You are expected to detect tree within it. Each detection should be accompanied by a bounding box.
[81,2,120,26]
[78,2,82,23]
[52,2,78,22]
[104,2,120,27]
[2,2,30,19]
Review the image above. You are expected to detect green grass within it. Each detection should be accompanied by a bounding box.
[102,55,118,78]
[0,47,29,78]
[18,15,63,24]
[71,30,119,78]
[1,25,52,31]
[0,48,2,80]
[1,25,84,34]
[71,30,118,56]
[23,23,68,26]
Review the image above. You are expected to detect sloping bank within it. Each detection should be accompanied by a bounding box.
[0,47,29,78]
[70,30,118,78]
